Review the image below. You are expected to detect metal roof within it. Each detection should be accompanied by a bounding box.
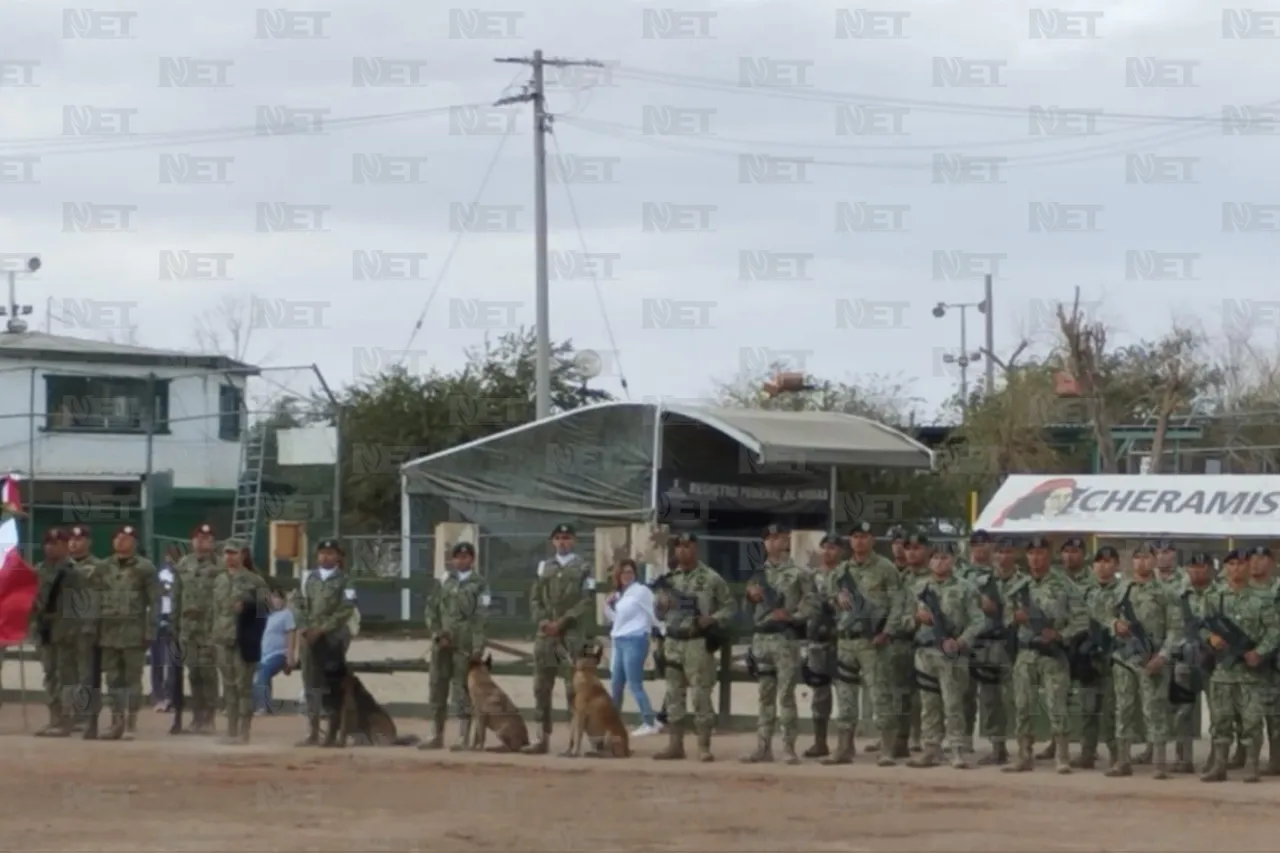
[402,400,934,471]
[0,331,258,373]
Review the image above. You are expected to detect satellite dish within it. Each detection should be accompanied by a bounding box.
[574,350,603,380]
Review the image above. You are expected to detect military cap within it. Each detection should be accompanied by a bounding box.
[886,526,908,542]
[1188,551,1212,565]
[43,527,68,544]
[1094,546,1119,561]
[1224,548,1242,562]
[820,533,843,547]
[1061,536,1085,550]
[904,532,930,547]
[114,524,138,540]
[1133,542,1155,556]
[1250,545,1273,558]
[223,537,246,551]
[848,520,874,536]
[934,541,957,556]
[550,523,575,537]
[1154,538,1176,551]
[1026,535,1051,550]
[68,524,92,539]
[670,531,698,545]
[191,522,215,537]
[763,523,790,538]
[316,538,342,553]
[969,529,992,544]
[452,541,476,557]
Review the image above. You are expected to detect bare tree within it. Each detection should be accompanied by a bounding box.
[1057,290,1119,472]
[194,296,258,362]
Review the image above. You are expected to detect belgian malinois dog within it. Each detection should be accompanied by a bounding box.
[564,643,630,758]
[467,655,531,752]
[337,670,421,747]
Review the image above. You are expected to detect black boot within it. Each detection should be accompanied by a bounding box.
[803,720,830,758]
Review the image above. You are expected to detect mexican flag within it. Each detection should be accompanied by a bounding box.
[0,474,37,646]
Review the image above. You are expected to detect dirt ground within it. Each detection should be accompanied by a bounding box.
[0,704,1276,853]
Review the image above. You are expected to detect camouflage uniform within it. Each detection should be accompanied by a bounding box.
[522,551,593,753]
[973,568,1020,765]
[1251,577,1280,774]
[1103,577,1183,777]
[1201,584,1280,782]
[893,562,931,755]
[91,550,160,740]
[67,551,104,734]
[1003,571,1082,773]
[653,561,734,762]
[172,551,222,732]
[210,566,268,743]
[30,550,80,735]
[802,563,838,757]
[905,573,985,768]
[956,557,993,751]
[293,563,356,746]
[423,567,488,749]
[824,551,902,765]
[742,558,815,764]
[1073,577,1120,769]
[1170,578,1215,773]
[1039,562,1092,763]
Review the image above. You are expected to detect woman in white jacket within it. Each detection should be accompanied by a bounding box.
[604,558,662,737]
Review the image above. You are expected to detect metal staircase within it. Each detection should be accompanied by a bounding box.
[230,425,267,553]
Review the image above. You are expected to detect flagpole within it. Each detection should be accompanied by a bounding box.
[18,642,27,731]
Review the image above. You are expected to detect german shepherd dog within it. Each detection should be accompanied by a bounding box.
[467,655,531,752]
[334,670,421,747]
[564,642,630,758]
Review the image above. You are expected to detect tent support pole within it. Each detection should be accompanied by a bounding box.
[649,402,664,523]
[828,466,838,530]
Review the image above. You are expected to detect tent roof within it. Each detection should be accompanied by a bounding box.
[402,400,934,472]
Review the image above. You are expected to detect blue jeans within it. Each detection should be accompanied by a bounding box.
[610,634,656,726]
[254,653,287,713]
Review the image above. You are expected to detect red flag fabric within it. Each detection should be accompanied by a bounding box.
[0,545,38,646]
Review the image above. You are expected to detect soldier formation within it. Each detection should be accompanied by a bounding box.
[28,524,357,748]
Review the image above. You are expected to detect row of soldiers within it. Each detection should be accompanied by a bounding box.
[27,523,357,746]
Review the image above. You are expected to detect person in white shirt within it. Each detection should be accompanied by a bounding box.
[151,557,177,712]
[604,558,662,737]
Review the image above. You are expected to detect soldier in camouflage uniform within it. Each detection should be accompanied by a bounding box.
[1070,547,1120,770]
[67,524,102,737]
[30,528,77,736]
[904,543,986,769]
[1246,545,1280,774]
[171,522,222,734]
[293,538,357,747]
[742,524,816,765]
[652,532,735,763]
[1003,536,1083,774]
[893,532,933,756]
[822,521,902,765]
[522,523,594,754]
[888,527,908,572]
[1039,537,1091,764]
[1155,539,1183,586]
[1100,542,1183,779]
[210,539,268,744]
[956,529,995,754]
[972,537,1022,766]
[1218,549,1250,770]
[1200,551,1280,783]
[87,525,160,741]
[1170,551,1216,774]
[421,541,489,751]
[800,534,843,759]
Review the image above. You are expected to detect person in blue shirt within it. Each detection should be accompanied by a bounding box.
[254,585,296,714]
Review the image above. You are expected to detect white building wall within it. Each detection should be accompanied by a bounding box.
[0,358,245,490]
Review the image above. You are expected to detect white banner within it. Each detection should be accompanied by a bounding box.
[974,474,1280,537]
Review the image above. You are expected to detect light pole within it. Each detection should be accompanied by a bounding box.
[932,300,985,413]
[1,256,39,333]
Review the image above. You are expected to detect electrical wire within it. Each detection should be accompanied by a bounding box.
[546,125,631,400]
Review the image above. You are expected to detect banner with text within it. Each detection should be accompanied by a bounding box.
[974,474,1280,537]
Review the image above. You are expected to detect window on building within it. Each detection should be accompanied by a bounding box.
[44,375,170,434]
[219,384,245,441]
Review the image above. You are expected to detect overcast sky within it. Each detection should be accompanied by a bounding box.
[2,0,1277,416]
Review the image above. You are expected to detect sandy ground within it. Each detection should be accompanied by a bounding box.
[0,702,1274,853]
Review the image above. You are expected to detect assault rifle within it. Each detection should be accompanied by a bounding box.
[1011,582,1062,656]
[1114,583,1156,669]
[834,573,888,640]
[1067,616,1112,686]
[970,570,1013,685]
[747,570,802,638]
[649,575,724,665]
[1202,593,1257,668]
[1169,589,1212,704]
[915,585,957,653]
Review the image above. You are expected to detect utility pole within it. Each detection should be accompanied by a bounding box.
[983,273,996,394]
[495,50,604,421]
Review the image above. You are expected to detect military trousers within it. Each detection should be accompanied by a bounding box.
[216,645,255,728]
[664,638,717,734]
[428,647,474,721]
[1113,659,1170,744]
[915,647,971,749]
[178,641,221,715]
[1208,679,1267,748]
[962,673,978,742]
[832,637,891,736]
[750,633,801,740]
[888,639,919,744]
[301,632,349,722]
[529,633,581,735]
[805,642,834,722]
[99,647,146,715]
[1012,649,1070,739]
[1077,672,1116,753]
[75,634,102,718]
[39,642,82,717]
[977,665,1013,743]
[1261,673,1280,751]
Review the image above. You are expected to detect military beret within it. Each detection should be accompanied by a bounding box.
[671,531,698,545]
[68,524,92,538]
[904,532,930,547]
[820,533,843,547]
[316,538,342,553]
[1154,538,1176,551]
[969,529,992,544]
[43,527,68,544]
[1061,536,1085,550]
[550,523,575,537]
[114,525,138,540]
[934,541,957,556]
[1026,536,1051,550]
[1133,543,1155,556]
[1188,551,1212,565]
[995,536,1018,549]
[1094,546,1119,561]
[848,520,874,536]
[452,541,476,557]
[223,537,246,551]
[191,523,215,537]
[763,523,790,538]
[1224,549,1242,562]
[886,526,907,542]
[1250,545,1273,558]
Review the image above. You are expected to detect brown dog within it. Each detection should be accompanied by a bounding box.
[563,643,630,758]
[467,656,531,752]
[337,671,420,747]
